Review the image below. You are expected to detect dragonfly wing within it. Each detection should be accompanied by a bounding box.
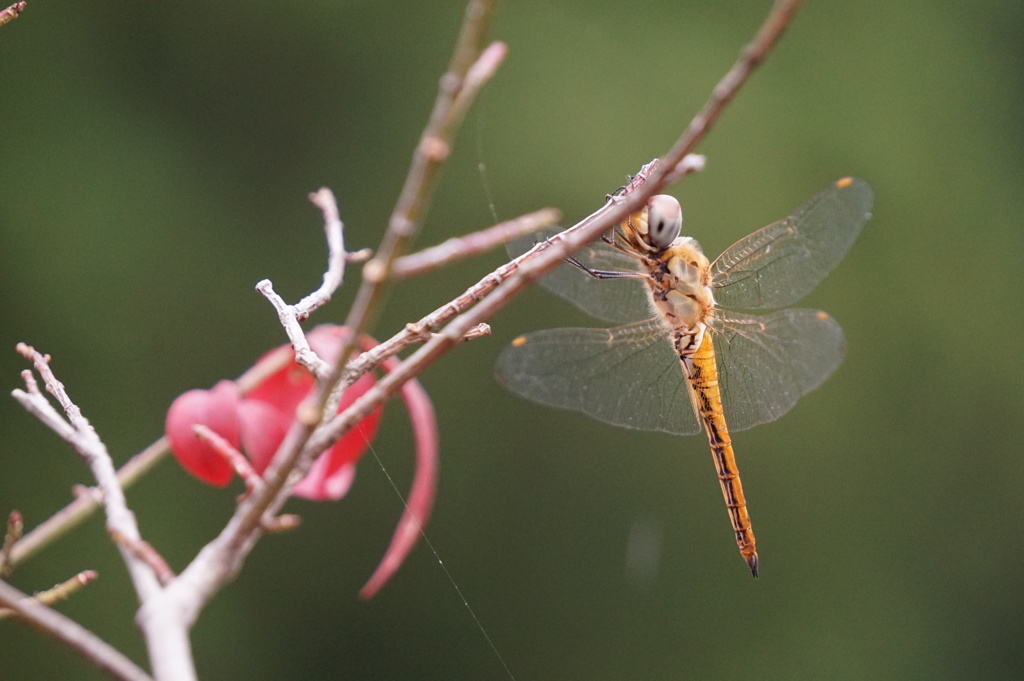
[508,228,652,324]
[712,178,873,310]
[495,319,702,435]
[711,308,845,432]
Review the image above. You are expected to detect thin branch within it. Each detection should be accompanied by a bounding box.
[0,570,98,619]
[390,208,561,281]
[260,514,302,534]
[295,188,349,318]
[657,0,803,181]
[0,579,153,681]
[358,349,438,599]
[256,188,351,376]
[0,2,26,27]
[12,345,163,603]
[193,424,264,498]
[12,347,199,679]
[8,437,168,568]
[660,152,708,187]
[1,509,23,577]
[108,530,174,587]
[334,2,504,380]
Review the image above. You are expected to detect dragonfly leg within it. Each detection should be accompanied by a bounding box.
[564,256,646,280]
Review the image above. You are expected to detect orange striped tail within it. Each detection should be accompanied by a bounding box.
[685,332,759,577]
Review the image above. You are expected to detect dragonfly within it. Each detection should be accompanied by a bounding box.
[495,177,873,577]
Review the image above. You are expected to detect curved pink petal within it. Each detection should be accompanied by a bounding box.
[359,352,438,599]
[165,380,241,487]
[290,372,383,500]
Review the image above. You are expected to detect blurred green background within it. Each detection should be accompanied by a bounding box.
[2,1,1022,679]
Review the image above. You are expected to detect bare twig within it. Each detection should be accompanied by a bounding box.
[0,570,98,619]
[261,514,302,534]
[335,2,504,376]
[0,579,153,681]
[109,530,175,587]
[358,348,439,599]
[256,188,352,376]
[8,437,168,568]
[658,0,803,179]
[390,208,561,281]
[12,345,163,602]
[661,153,708,187]
[1,510,22,577]
[0,2,26,27]
[193,425,264,498]
[12,345,198,680]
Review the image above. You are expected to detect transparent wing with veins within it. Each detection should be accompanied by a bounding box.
[711,178,873,309]
[507,228,650,324]
[497,179,872,434]
[496,318,702,434]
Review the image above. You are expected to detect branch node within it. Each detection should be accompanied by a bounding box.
[419,135,450,162]
[460,323,491,341]
[0,510,23,577]
[261,514,302,534]
[362,258,387,283]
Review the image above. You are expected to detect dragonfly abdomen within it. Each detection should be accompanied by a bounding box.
[685,332,760,578]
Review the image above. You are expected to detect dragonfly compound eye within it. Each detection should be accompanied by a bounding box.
[646,195,683,249]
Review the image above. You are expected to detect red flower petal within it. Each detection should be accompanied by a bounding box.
[358,349,437,599]
[165,380,241,487]
[291,371,382,500]
[237,398,290,475]
[326,372,381,469]
[245,349,314,412]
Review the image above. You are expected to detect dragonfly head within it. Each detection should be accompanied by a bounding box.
[623,194,683,252]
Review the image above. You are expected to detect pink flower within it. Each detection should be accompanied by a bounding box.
[166,327,381,499]
[164,325,438,596]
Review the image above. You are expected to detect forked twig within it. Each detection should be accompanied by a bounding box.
[11,345,163,601]
[256,188,352,376]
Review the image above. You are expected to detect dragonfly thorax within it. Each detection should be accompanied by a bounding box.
[645,236,715,338]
